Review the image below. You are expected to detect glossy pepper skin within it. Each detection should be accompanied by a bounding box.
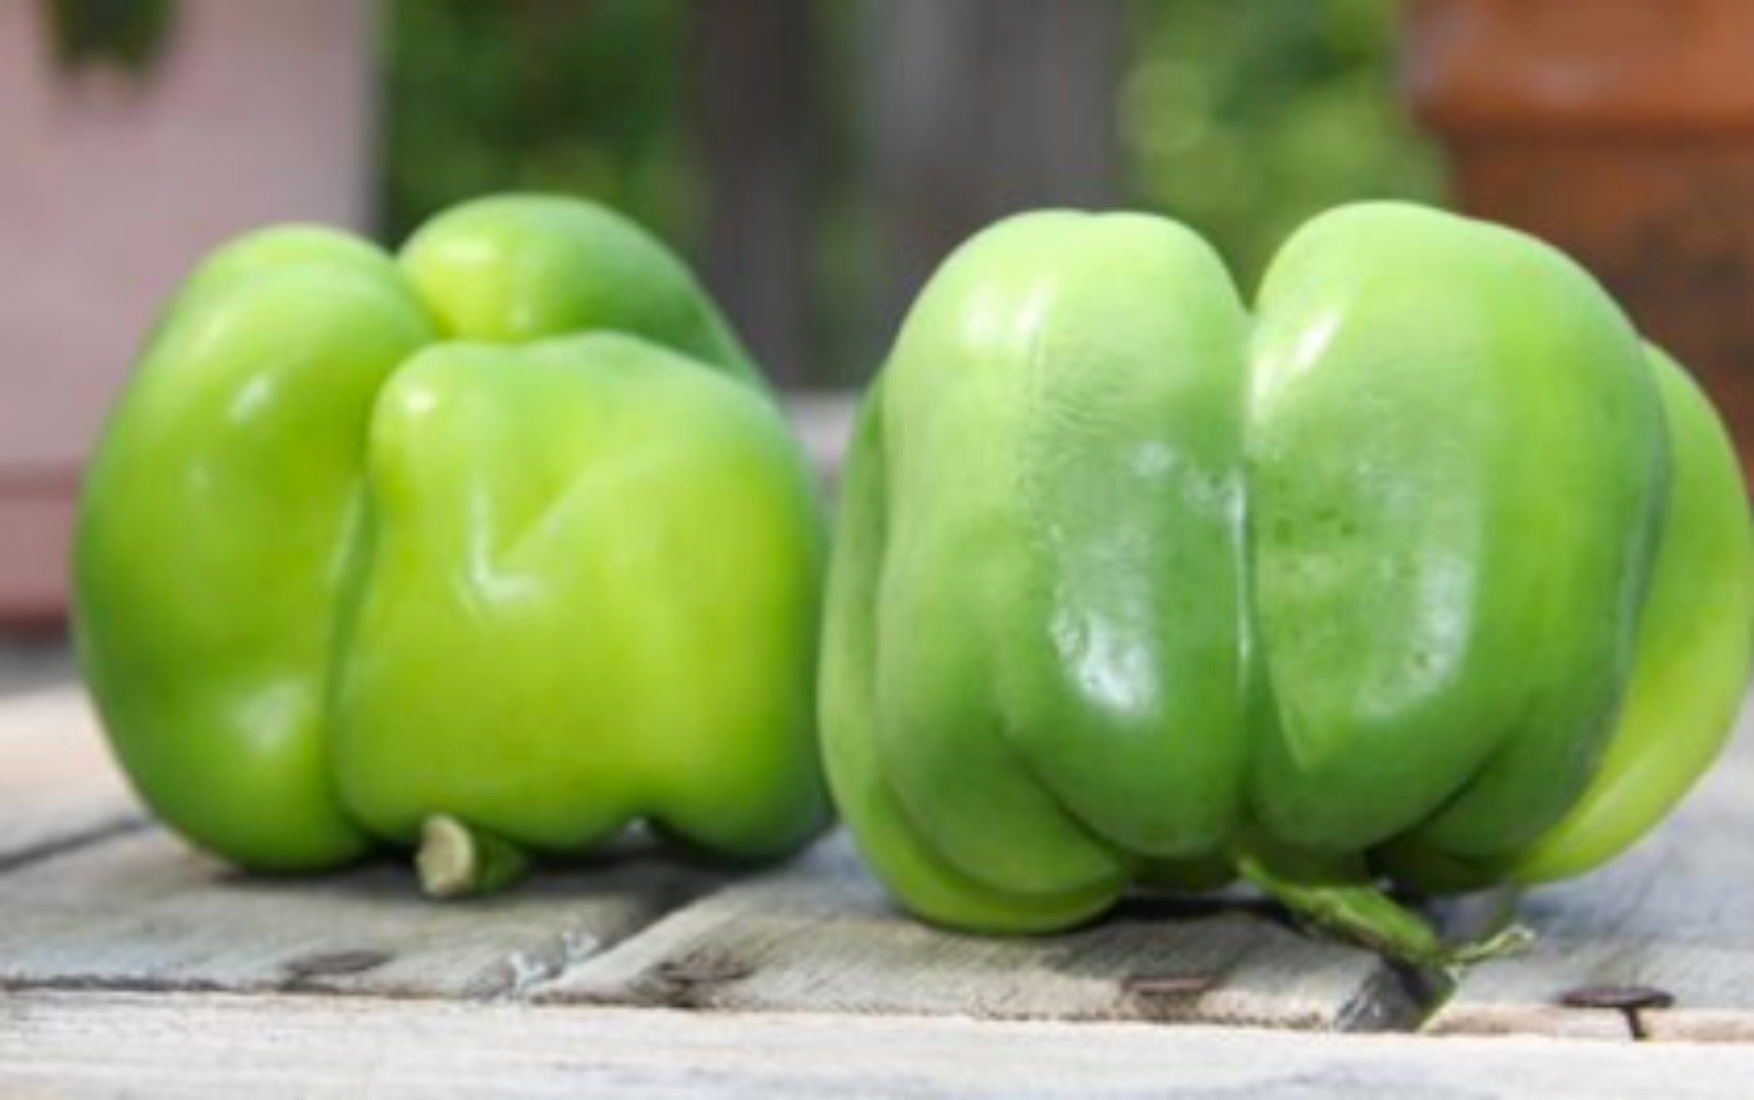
[821,202,1753,964]
[75,195,828,890]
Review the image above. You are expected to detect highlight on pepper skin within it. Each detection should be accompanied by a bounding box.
[818,201,1754,967]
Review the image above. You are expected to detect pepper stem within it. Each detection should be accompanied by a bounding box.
[1231,830,1531,971]
[416,814,532,899]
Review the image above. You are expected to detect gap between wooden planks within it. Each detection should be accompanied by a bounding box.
[2,684,1753,1042]
[0,687,140,871]
[1428,693,1754,1040]
[0,688,1415,1030]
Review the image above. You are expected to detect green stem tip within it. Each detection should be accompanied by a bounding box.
[416,814,532,900]
[1232,832,1533,971]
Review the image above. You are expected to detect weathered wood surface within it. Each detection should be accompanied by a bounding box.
[4,680,1754,1095]
[541,834,1416,1031]
[1430,704,1754,1042]
[0,687,138,868]
[0,688,1402,1030]
[0,688,713,1000]
[785,392,856,485]
[0,829,717,1001]
[4,992,1754,1099]
[10,989,1754,1100]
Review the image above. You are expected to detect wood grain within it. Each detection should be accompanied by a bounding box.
[1430,699,1754,1041]
[0,680,1409,1030]
[7,678,1754,1047]
[0,687,140,868]
[0,825,728,1001]
[539,833,1421,1031]
[0,689,725,1001]
[4,991,1753,1099]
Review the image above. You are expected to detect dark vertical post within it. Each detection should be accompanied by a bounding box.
[865,0,1124,329]
[688,0,816,387]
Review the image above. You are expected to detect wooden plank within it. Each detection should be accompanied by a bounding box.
[783,392,856,485]
[538,833,1417,1031]
[1432,698,1754,1041]
[0,677,1405,1028]
[0,686,140,868]
[0,825,726,1001]
[690,0,815,388]
[0,687,725,1001]
[4,991,1754,1099]
[12,674,1754,1041]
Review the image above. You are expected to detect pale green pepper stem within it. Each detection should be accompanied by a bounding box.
[416,814,532,899]
[1230,830,1532,970]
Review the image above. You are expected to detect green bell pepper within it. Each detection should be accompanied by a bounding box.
[75,194,828,893]
[821,202,1752,965]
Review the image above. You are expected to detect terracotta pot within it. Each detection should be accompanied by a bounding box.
[1403,0,1754,481]
[0,0,374,626]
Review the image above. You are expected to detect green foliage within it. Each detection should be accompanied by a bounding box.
[379,0,1443,379]
[45,0,175,75]
[1120,0,1446,290]
[379,0,692,245]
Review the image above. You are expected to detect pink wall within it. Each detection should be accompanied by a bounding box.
[0,0,374,622]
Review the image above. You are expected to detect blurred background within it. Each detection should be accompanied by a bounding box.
[2,0,1751,632]
[379,0,1443,388]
